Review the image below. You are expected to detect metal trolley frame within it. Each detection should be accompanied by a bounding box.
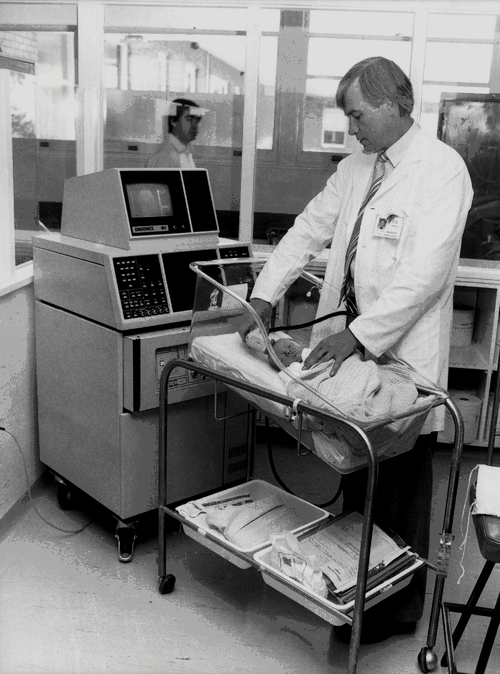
[157,356,465,674]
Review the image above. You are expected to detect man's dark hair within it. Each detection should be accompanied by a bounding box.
[168,97,200,133]
[336,57,414,117]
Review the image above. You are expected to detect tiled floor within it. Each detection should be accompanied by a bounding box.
[0,436,499,674]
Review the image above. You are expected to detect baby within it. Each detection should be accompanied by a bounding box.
[269,335,310,369]
[268,333,418,422]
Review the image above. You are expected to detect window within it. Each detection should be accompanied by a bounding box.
[303,10,414,155]
[420,13,496,136]
[104,5,279,241]
[0,30,77,268]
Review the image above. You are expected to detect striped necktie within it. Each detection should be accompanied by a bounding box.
[339,151,389,315]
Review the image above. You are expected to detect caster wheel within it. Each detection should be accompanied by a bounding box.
[159,574,176,594]
[115,527,137,563]
[418,647,438,673]
[57,483,77,510]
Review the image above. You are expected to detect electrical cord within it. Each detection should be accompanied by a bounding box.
[262,308,355,506]
[0,425,93,534]
[264,417,343,509]
[269,309,356,334]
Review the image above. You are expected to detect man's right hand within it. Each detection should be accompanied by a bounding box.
[237,298,273,340]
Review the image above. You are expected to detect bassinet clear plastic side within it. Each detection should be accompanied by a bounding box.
[187,259,447,474]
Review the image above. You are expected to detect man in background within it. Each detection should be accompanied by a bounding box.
[145,97,202,168]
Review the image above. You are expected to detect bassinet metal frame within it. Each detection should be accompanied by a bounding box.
[157,356,464,674]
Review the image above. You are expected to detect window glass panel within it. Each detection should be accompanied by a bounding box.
[427,13,496,40]
[424,43,493,83]
[105,34,245,148]
[307,38,411,77]
[11,73,77,265]
[309,10,413,37]
[258,36,277,150]
[0,3,76,26]
[105,6,248,31]
[304,37,411,153]
[260,9,281,32]
[420,84,489,137]
[1,30,77,265]
[303,77,359,154]
[104,31,250,237]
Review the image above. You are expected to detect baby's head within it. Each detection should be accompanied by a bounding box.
[268,336,304,369]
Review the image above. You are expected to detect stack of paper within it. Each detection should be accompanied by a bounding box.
[299,511,416,604]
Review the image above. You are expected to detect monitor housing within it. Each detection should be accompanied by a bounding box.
[61,168,219,251]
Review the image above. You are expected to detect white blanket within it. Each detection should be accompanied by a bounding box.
[281,353,418,421]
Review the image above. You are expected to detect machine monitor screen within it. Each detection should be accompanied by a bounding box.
[162,249,221,313]
[438,94,500,260]
[120,169,218,238]
[126,183,173,219]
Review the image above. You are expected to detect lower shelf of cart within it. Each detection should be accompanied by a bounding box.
[255,546,425,627]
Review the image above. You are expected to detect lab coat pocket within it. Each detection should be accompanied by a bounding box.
[355,210,400,295]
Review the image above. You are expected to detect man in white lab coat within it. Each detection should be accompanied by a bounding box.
[248,57,473,642]
[145,98,202,168]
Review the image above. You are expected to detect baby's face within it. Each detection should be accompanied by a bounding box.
[272,338,303,367]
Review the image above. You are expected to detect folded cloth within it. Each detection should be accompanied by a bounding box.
[206,494,303,549]
[472,465,500,517]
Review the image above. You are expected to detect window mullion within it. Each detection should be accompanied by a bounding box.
[276,12,308,166]
[409,7,428,124]
[0,70,15,281]
[76,0,104,175]
[489,15,500,93]
[239,4,260,244]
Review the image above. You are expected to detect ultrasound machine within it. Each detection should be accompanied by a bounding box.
[33,168,252,561]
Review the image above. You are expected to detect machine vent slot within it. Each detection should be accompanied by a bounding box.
[227,459,247,475]
[227,443,247,460]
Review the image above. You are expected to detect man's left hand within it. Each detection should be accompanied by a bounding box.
[303,329,362,376]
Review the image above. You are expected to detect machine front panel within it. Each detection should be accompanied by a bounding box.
[113,255,170,320]
[123,326,213,412]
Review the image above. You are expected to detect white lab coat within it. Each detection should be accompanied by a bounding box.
[253,127,473,432]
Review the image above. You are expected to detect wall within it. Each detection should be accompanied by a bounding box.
[0,284,43,520]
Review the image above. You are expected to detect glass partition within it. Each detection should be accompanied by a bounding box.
[420,13,495,136]
[10,72,77,263]
[303,9,413,155]
[1,29,77,265]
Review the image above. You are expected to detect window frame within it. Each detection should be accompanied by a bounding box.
[298,8,416,168]
[0,1,79,290]
[1,0,500,281]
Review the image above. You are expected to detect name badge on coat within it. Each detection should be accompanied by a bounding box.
[373,213,404,240]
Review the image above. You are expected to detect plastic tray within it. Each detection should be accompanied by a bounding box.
[176,479,328,569]
[254,540,424,625]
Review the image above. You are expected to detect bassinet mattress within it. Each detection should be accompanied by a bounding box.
[189,333,439,474]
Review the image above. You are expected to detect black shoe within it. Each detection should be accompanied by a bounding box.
[333,618,417,645]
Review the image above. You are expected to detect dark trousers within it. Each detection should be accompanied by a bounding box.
[341,432,436,622]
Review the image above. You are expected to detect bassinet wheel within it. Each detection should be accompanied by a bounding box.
[418,647,438,672]
[159,574,176,594]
